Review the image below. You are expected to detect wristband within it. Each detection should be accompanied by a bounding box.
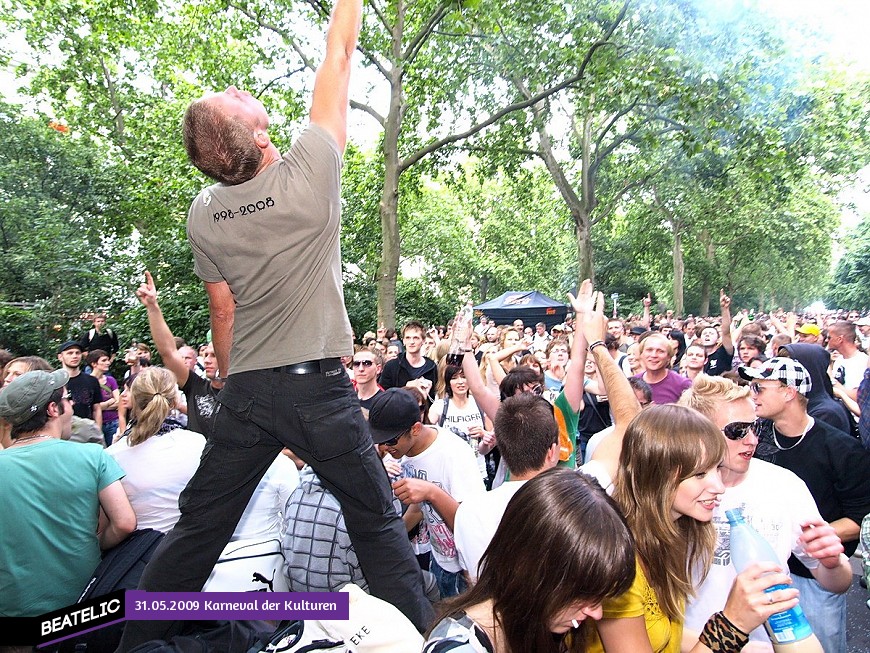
[588,340,605,352]
[698,611,749,653]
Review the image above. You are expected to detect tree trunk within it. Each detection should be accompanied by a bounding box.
[673,227,684,317]
[575,216,594,288]
[376,63,404,331]
[479,275,490,304]
[699,228,714,316]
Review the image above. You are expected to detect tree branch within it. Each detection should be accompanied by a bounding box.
[404,1,452,65]
[258,67,308,96]
[397,0,630,172]
[594,96,640,154]
[591,123,682,179]
[399,43,613,173]
[350,99,385,126]
[228,2,317,72]
[591,168,662,226]
[99,56,125,146]
[368,0,392,33]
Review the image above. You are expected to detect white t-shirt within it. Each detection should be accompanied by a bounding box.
[108,428,206,532]
[686,459,821,646]
[431,395,487,477]
[584,426,613,464]
[833,351,868,390]
[232,454,300,541]
[455,480,527,581]
[400,427,485,572]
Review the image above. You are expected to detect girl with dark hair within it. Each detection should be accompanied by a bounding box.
[423,468,636,653]
[589,404,800,653]
[667,329,687,370]
[428,365,494,480]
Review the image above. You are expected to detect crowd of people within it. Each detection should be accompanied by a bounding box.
[2,282,869,652]
[2,1,869,651]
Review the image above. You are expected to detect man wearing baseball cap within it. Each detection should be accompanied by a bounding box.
[794,322,821,344]
[0,370,136,617]
[369,388,483,599]
[739,358,870,653]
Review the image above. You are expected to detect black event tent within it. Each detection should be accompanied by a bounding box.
[474,291,568,330]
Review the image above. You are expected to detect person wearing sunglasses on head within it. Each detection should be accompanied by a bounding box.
[679,374,853,652]
[352,349,384,411]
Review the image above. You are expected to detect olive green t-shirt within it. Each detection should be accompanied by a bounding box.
[187,124,353,374]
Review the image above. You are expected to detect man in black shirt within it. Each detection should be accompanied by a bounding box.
[134,271,221,437]
[380,320,437,400]
[741,357,870,653]
[701,289,734,376]
[57,341,102,429]
[78,313,120,358]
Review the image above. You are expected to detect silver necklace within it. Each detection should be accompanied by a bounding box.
[772,417,813,451]
[9,434,51,447]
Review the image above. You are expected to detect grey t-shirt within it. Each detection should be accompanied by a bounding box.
[187,124,353,374]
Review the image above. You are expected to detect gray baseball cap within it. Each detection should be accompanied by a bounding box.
[0,369,69,425]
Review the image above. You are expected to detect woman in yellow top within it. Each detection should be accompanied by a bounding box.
[589,404,800,653]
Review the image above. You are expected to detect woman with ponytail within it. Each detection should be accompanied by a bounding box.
[107,367,206,532]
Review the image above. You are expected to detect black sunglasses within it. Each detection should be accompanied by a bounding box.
[381,428,410,447]
[721,420,757,441]
[352,359,375,368]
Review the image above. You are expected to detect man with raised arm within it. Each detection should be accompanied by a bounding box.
[701,289,735,376]
[135,270,221,437]
[460,281,639,491]
[118,2,431,648]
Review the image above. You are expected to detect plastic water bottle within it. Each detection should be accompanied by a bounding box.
[725,508,822,652]
[446,303,474,366]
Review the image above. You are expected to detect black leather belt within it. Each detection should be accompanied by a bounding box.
[273,358,344,375]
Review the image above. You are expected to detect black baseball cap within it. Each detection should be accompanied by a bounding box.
[368,388,421,444]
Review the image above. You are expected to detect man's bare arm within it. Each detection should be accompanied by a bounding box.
[205,281,236,379]
[564,281,594,413]
[97,480,137,550]
[136,271,190,388]
[309,0,362,153]
[585,290,641,481]
[92,402,102,430]
[719,289,734,355]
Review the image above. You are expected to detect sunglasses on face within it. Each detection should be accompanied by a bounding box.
[381,429,409,447]
[353,359,375,368]
[721,420,757,440]
[749,381,779,395]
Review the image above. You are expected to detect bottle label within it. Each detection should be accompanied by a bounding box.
[763,585,814,643]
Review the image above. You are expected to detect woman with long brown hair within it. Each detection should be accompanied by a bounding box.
[589,404,800,653]
[423,468,635,653]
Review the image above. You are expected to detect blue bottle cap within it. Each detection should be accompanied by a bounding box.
[725,508,745,524]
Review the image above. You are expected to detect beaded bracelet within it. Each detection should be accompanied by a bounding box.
[698,611,749,653]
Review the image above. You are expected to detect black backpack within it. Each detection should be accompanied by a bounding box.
[52,529,165,652]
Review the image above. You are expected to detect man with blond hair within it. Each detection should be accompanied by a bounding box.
[636,332,691,404]
[678,374,852,651]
